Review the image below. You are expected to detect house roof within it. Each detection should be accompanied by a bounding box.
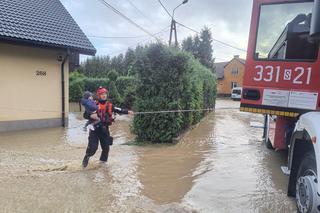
[238,58,246,65]
[213,62,228,79]
[0,0,96,55]
[213,57,246,79]
[223,57,246,69]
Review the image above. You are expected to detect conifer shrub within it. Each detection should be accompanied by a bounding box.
[133,44,216,143]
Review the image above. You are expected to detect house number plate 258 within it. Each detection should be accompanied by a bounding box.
[36,70,47,76]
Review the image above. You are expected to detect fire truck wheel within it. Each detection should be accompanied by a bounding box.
[264,138,274,150]
[296,152,319,213]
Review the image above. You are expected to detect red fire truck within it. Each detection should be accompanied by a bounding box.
[241,0,320,212]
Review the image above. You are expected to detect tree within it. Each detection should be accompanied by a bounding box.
[107,69,119,82]
[111,54,125,75]
[181,37,193,53]
[80,56,110,77]
[198,27,214,69]
[108,81,122,105]
[193,35,201,59]
[124,48,136,76]
[182,27,214,70]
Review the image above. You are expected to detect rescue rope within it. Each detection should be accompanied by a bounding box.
[132,107,239,114]
[0,106,239,114]
[133,108,214,114]
[0,106,240,131]
[65,107,240,130]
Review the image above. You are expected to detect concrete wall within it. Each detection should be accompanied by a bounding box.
[0,42,69,132]
[217,58,245,95]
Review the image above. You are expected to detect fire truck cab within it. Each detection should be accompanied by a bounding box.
[241,0,320,212]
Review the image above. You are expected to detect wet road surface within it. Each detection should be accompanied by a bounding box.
[0,99,296,212]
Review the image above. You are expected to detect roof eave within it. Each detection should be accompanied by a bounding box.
[74,47,96,56]
[223,58,246,68]
[0,36,96,56]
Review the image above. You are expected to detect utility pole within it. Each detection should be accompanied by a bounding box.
[168,0,188,47]
[169,19,178,47]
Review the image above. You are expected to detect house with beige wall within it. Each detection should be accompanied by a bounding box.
[0,0,96,132]
[214,55,246,96]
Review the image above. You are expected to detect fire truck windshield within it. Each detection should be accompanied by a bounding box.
[255,2,318,61]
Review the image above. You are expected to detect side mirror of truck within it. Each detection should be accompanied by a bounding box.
[310,0,320,39]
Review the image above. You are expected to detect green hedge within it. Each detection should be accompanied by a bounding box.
[108,81,122,106]
[69,78,85,102]
[69,71,86,82]
[69,73,131,107]
[82,78,109,93]
[116,76,137,108]
[69,72,110,102]
[132,44,216,143]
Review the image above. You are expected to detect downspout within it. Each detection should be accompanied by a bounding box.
[61,49,70,127]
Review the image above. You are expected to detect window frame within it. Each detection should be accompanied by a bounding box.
[253,0,318,62]
[231,82,238,89]
[231,67,239,75]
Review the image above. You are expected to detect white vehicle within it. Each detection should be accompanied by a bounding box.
[231,87,242,100]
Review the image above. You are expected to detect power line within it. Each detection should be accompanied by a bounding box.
[96,0,246,54]
[98,0,157,39]
[176,22,199,33]
[156,0,246,52]
[106,26,170,56]
[157,0,173,18]
[107,30,170,56]
[125,0,150,20]
[87,25,170,40]
[176,22,247,52]
[97,0,160,41]
[107,38,152,56]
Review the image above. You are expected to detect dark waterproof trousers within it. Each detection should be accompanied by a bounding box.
[85,127,111,162]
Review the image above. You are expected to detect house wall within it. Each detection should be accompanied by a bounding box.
[0,42,69,132]
[217,59,245,95]
[217,79,225,95]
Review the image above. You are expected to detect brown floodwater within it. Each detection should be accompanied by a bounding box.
[0,99,296,212]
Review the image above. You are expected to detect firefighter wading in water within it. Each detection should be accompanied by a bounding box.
[82,86,133,168]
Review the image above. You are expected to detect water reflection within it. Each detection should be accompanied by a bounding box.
[0,100,296,212]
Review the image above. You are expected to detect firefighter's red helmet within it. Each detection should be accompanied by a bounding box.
[96,86,108,96]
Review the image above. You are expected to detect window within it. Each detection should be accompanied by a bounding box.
[231,67,238,75]
[231,82,238,89]
[255,2,318,61]
[232,89,241,95]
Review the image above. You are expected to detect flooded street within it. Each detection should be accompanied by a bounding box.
[0,99,296,212]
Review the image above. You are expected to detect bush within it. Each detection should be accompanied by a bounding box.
[108,81,122,106]
[132,43,216,143]
[107,70,119,82]
[69,71,86,82]
[116,76,137,108]
[180,56,216,127]
[69,73,110,102]
[69,79,85,102]
[82,78,110,93]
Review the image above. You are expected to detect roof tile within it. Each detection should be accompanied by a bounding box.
[0,0,96,55]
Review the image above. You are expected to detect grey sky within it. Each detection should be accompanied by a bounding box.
[60,0,252,62]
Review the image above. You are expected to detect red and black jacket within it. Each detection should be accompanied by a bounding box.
[97,100,128,126]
